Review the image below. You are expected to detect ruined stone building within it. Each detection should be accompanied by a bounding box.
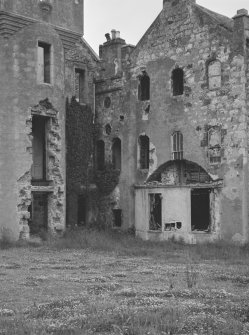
[95,0,249,244]
[0,0,97,240]
[2,0,249,245]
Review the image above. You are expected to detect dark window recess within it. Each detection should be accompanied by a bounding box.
[32,115,47,181]
[104,96,111,108]
[78,195,87,226]
[138,71,150,101]
[105,124,112,135]
[172,131,183,160]
[113,209,122,227]
[172,68,184,96]
[112,138,121,170]
[75,69,85,104]
[149,194,162,230]
[191,188,210,232]
[139,135,149,169]
[29,192,48,236]
[38,42,51,84]
[96,140,105,170]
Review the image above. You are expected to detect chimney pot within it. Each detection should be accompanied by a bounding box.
[111,29,116,39]
[236,8,248,16]
[105,33,111,42]
[116,31,120,38]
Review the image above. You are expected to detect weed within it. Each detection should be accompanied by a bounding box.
[185,263,199,289]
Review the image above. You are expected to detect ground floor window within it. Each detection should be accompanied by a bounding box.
[191,188,210,232]
[113,209,122,228]
[149,193,162,230]
[28,192,48,236]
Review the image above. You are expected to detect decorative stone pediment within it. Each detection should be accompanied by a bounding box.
[31,98,58,117]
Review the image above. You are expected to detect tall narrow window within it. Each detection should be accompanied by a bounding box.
[172,68,184,96]
[208,60,221,90]
[172,131,183,160]
[38,42,51,84]
[112,138,121,170]
[138,71,150,101]
[96,140,105,170]
[139,135,150,169]
[75,69,85,103]
[149,194,162,231]
[32,115,47,181]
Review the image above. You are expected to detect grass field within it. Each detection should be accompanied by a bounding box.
[1,229,249,334]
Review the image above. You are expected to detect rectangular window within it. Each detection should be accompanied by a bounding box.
[75,69,85,103]
[32,115,47,181]
[38,42,51,84]
[149,194,162,231]
[113,209,122,228]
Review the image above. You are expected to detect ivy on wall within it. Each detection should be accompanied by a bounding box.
[66,97,94,192]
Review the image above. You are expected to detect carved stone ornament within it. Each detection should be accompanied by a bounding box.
[39,0,53,13]
[31,98,58,117]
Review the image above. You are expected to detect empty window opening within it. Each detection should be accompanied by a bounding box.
[113,209,122,228]
[139,135,150,169]
[208,127,221,164]
[172,131,183,160]
[29,192,48,236]
[105,124,112,135]
[75,69,86,103]
[112,138,121,170]
[138,71,150,101]
[164,221,182,231]
[38,42,51,84]
[172,68,184,96]
[78,195,87,226]
[191,188,210,232]
[96,140,105,170]
[208,60,221,90]
[32,115,47,181]
[104,96,111,108]
[149,194,162,230]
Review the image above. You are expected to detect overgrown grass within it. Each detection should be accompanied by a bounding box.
[46,227,249,264]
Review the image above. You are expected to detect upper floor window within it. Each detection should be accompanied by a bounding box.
[172,68,184,96]
[38,42,51,84]
[172,131,183,160]
[138,71,150,101]
[139,135,150,169]
[208,60,221,90]
[96,140,105,171]
[112,138,121,170]
[75,69,86,104]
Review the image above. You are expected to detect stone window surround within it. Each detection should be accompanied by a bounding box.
[37,40,53,86]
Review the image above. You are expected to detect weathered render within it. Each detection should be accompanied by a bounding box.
[0,0,97,240]
[95,0,249,243]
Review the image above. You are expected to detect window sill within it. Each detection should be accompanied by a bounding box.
[31,180,53,186]
[37,82,53,87]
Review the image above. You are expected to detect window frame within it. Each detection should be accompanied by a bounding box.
[172,131,183,160]
[38,41,52,84]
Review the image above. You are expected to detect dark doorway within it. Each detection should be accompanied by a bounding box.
[113,209,122,228]
[78,195,87,226]
[29,192,48,235]
[191,189,210,231]
[149,193,162,230]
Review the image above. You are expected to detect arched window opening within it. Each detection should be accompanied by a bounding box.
[208,60,221,90]
[139,135,150,169]
[172,68,184,96]
[172,131,183,160]
[112,138,121,170]
[96,140,105,170]
[138,71,150,101]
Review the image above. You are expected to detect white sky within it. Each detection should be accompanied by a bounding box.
[84,0,249,55]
